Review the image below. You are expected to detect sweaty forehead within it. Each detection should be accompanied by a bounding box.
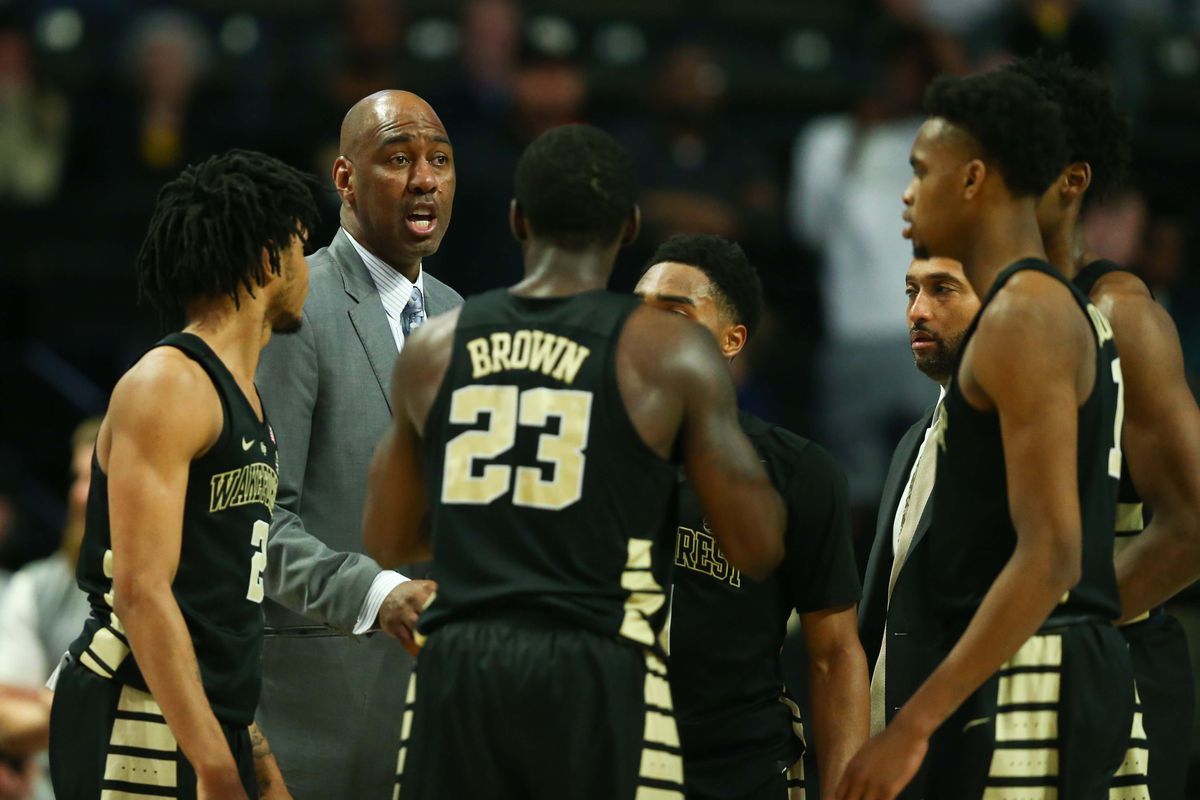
[637,262,715,302]
[343,92,449,155]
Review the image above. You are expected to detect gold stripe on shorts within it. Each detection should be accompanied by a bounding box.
[103,754,177,789]
[982,788,1057,800]
[1108,786,1151,800]
[987,747,1058,778]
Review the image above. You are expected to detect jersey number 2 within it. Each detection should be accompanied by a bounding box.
[1109,357,1125,479]
[246,520,268,603]
[442,385,593,510]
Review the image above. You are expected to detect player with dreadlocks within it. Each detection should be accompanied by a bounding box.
[48,149,317,800]
[1018,53,1200,800]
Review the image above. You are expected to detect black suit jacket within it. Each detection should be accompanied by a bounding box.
[859,404,952,795]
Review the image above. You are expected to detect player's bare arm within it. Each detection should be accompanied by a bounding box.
[363,308,460,569]
[1093,273,1200,620]
[104,347,250,800]
[837,274,1093,800]
[800,603,869,794]
[620,306,785,579]
[248,722,292,800]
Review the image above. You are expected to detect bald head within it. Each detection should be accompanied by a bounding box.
[332,90,457,276]
[339,90,448,158]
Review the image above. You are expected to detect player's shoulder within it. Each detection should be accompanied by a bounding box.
[116,345,210,402]
[110,345,221,437]
[622,305,724,369]
[1088,267,1153,313]
[979,264,1086,340]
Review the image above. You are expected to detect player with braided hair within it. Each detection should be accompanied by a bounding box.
[49,149,317,800]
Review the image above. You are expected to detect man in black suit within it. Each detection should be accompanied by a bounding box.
[857,256,979,796]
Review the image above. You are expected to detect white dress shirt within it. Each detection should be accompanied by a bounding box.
[345,229,426,354]
[343,228,422,633]
[892,386,947,557]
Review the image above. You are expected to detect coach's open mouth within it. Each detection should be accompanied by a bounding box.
[405,208,438,237]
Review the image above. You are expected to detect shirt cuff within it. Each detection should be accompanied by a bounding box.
[352,570,409,635]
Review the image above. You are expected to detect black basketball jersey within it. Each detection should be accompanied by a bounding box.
[417,289,678,649]
[927,259,1122,631]
[667,411,860,796]
[69,333,278,725]
[1074,259,1155,621]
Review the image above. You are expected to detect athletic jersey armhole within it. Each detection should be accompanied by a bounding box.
[155,333,233,459]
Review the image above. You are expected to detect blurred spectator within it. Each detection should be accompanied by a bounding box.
[0,686,43,800]
[976,0,1115,69]
[0,17,70,208]
[79,9,228,252]
[0,417,96,688]
[616,43,780,289]
[121,9,213,175]
[880,0,1005,35]
[436,0,522,133]
[432,35,587,295]
[787,23,952,521]
[329,0,408,116]
[0,418,97,800]
[1081,187,1148,269]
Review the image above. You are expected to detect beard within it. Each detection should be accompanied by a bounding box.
[912,327,965,383]
[912,240,930,260]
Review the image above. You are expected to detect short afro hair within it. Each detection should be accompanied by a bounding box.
[1006,54,1131,206]
[514,124,638,249]
[136,149,319,324]
[645,234,764,338]
[924,68,1069,197]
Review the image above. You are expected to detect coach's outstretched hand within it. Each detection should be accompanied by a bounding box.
[379,579,438,656]
[834,720,926,800]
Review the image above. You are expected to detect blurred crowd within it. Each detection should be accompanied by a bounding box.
[3,0,1200,794]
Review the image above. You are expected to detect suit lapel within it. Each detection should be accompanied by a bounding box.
[859,408,934,664]
[333,230,398,414]
[422,274,458,316]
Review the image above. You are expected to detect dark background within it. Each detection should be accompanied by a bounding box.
[3,0,1200,788]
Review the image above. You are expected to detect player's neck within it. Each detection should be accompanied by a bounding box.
[961,201,1047,297]
[1041,208,1091,281]
[511,241,615,297]
[183,296,271,386]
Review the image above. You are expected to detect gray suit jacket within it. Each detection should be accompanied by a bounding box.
[255,229,462,800]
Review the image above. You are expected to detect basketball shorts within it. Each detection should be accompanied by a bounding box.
[1113,612,1195,800]
[924,621,1134,800]
[394,614,685,800]
[48,656,256,800]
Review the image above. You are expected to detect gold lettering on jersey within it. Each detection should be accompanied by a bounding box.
[1086,303,1115,345]
[674,525,742,588]
[466,330,591,385]
[209,463,279,513]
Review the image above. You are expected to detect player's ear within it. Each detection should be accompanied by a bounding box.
[723,323,748,361]
[509,199,528,243]
[620,205,642,248]
[333,156,354,203]
[1062,161,1091,201]
[962,159,986,199]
